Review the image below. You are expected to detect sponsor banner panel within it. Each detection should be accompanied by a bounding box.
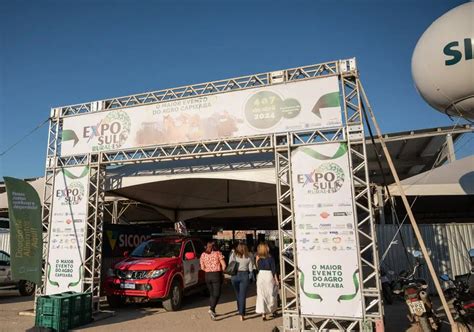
[291,143,363,318]
[45,166,89,295]
[61,77,342,156]
[3,177,43,286]
[103,225,154,257]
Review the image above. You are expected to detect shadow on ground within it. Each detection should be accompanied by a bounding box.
[0,289,34,305]
[83,280,275,330]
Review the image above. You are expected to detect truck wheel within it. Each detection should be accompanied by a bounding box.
[107,295,125,308]
[18,280,35,296]
[163,280,182,311]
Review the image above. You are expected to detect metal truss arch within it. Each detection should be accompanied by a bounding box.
[40,59,383,331]
[57,59,355,117]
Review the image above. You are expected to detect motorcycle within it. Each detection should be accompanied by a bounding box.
[393,250,440,332]
[439,248,474,331]
[381,268,395,305]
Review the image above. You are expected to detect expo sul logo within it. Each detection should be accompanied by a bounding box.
[297,162,344,194]
[56,181,85,205]
[83,110,131,151]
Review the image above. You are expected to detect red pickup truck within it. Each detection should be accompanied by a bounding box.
[104,235,205,311]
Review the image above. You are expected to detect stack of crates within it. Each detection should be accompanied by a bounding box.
[35,294,70,332]
[36,292,92,331]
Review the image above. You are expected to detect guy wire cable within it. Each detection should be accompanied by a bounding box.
[372,117,465,265]
[360,84,468,265]
[361,100,412,264]
[0,117,50,158]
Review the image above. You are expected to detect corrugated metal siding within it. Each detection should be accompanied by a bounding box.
[444,223,474,276]
[377,223,474,292]
[0,229,10,252]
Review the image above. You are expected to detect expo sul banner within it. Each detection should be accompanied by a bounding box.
[3,177,43,286]
[61,77,341,156]
[45,166,89,295]
[291,143,363,318]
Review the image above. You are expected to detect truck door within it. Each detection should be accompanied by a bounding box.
[182,241,199,288]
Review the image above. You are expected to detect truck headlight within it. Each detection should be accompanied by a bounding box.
[146,268,168,279]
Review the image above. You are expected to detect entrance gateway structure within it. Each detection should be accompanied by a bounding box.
[39,58,383,331]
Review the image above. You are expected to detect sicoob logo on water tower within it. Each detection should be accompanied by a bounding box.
[83,110,131,152]
[297,163,345,194]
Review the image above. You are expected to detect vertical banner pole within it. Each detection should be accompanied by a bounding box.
[358,82,457,331]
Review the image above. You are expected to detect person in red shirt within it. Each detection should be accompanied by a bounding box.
[200,241,226,320]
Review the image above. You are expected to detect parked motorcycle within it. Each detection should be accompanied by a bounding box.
[381,268,395,305]
[439,248,474,331]
[393,250,440,332]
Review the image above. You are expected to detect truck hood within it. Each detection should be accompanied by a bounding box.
[114,257,179,271]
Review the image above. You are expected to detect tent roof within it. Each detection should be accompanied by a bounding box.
[108,168,277,221]
[1,125,472,222]
[388,156,474,196]
[365,125,471,185]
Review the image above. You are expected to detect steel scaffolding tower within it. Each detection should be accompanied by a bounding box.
[40,58,383,329]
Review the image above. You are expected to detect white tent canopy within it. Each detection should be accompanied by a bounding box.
[388,156,474,196]
[107,166,277,222]
[0,156,278,222]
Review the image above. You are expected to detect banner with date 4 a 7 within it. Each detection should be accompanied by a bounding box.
[45,166,89,295]
[291,143,363,318]
[60,76,342,156]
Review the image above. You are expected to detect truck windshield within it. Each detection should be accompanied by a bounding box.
[131,241,181,258]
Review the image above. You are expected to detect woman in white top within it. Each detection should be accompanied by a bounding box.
[229,243,255,321]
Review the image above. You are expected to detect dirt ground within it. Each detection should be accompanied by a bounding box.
[0,285,447,332]
[0,283,282,332]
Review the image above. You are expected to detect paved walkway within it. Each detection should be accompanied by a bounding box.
[0,285,446,331]
[0,282,282,332]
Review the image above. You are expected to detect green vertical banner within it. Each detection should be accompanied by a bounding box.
[3,177,43,286]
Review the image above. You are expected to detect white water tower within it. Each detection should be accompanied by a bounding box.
[412,2,474,119]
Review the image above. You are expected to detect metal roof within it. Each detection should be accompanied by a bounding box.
[365,125,472,185]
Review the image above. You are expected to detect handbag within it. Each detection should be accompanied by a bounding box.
[225,260,239,276]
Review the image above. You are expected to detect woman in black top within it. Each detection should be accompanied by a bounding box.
[255,243,279,320]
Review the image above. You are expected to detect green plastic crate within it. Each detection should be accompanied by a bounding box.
[36,295,70,318]
[80,292,92,313]
[79,293,93,326]
[35,314,69,332]
[63,291,82,314]
[80,309,92,326]
[36,291,93,330]
[62,291,92,315]
[70,313,82,328]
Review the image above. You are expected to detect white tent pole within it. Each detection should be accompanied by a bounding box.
[358,81,458,331]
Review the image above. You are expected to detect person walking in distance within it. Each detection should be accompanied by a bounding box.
[229,243,255,321]
[200,241,226,320]
[255,242,278,320]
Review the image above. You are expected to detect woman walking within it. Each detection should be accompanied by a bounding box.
[229,243,255,321]
[255,242,278,320]
[200,241,226,320]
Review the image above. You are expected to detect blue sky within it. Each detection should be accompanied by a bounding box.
[0,0,471,178]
